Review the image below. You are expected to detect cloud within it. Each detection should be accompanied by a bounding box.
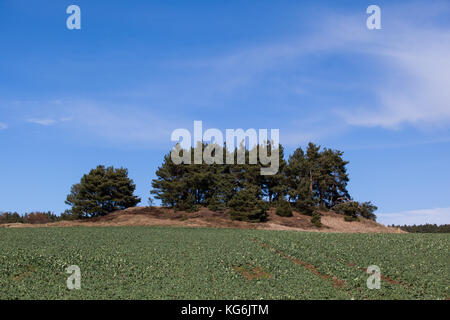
[0,122,7,130]
[338,29,450,128]
[27,117,72,126]
[9,98,186,147]
[175,2,450,130]
[75,2,449,144]
[377,207,450,226]
[320,4,450,129]
[60,101,184,147]
[27,118,57,126]
[10,2,450,146]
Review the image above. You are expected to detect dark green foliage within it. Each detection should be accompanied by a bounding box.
[359,202,377,220]
[59,209,78,221]
[276,200,293,217]
[294,194,316,216]
[151,141,376,222]
[151,143,232,211]
[286,143,350,210]
[151,143,271,212]
[261,144,288,203]
[290,171,316,216]
[391,224,450,233]
[207,195,226,212]
[311,211,322,227]
[334,201,359,221]
[344,215,359,222]
[150,152,191,209]
[334,201,376,222]
[228,185,268,222]
[65,165,141,218]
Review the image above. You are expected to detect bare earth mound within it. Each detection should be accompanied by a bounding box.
[2,207,402,233]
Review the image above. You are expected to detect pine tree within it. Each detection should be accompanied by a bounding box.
[334,201,377,221]
[66,165,140,218]
[276,199,293,217]
[261,144,288,203]
[151,152,190,209]
[359,201,377,220]
[311,211,322,227]
[286,143,351,213]
[151,141,376,222]
[286,146,316,215]
[228,184,268,222]
[334,201,360,221]
[317,148,350,208]
[286,147,307,203]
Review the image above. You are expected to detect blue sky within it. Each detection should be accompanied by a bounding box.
[1,0,449,225]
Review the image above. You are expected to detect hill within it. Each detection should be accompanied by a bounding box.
[1,207,402,233]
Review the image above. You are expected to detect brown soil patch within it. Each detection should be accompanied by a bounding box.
[343,262,410,288]
[232,265,271,280]
[13,265,34,281]
[0,206,402,234]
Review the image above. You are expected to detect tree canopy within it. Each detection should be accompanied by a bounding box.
[151,142,376,222]
[66,165,141,218]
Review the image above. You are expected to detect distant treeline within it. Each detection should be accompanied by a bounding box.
[390,224,450,233]
[0,211,75,224]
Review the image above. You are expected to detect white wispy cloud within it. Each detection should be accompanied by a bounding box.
[0,122,7,130]
[173,2,450,131]
[11,99,185,147]
[332,11,450,128]
[11,2,450,146]
[27,118,57,126]
[377,207,450,226]
[319,5,450,129]
[59,101,184,147]
[27,117,72,126]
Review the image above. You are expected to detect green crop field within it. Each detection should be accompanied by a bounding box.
[0,226,448,300]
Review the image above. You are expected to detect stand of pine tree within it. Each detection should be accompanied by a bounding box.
[151,142,377,223]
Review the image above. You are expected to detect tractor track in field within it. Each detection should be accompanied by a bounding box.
[252,239,347,289]
[340,260,412,288]
[252,238,412,299]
